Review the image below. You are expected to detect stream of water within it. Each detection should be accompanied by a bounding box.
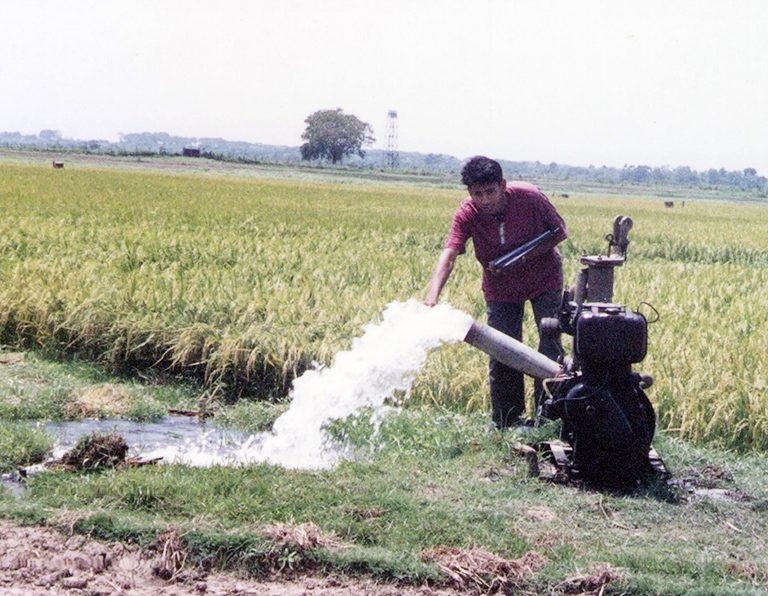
[40,300,474,470]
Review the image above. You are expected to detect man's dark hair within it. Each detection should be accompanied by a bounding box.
[461,156,503,187]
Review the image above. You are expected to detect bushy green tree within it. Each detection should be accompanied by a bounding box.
[300,109,374,165]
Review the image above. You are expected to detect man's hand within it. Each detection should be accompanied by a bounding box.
[424,248,458,309]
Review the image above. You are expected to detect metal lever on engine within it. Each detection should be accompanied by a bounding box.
[578,215,634,303]
[606,215,633,259]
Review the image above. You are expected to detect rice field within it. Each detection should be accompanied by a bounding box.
[1,162,767,451]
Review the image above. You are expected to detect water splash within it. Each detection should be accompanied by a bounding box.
[252,300,473,468]
[149,300,473,469]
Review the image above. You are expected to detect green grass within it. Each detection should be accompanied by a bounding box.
[0,422,52,472]
[1,404,766,592]
[0,327,765,591]
[0,350,198,423]
[212,399,288,433]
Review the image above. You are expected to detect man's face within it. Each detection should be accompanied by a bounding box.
[468,180,507,215]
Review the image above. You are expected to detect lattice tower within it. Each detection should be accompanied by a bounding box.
[385,110,399,169]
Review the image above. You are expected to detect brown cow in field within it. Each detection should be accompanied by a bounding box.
[52,161,64,169]
[664,200,674,208]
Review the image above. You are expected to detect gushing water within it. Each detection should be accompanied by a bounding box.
[44,301,474,470]
[248,300,473,469]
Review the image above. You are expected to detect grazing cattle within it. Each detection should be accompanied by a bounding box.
[52,161,64,169]
[664,201,674,208]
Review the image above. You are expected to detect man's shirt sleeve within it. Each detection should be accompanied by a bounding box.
[444,206,471,254]
[536,190,568,244]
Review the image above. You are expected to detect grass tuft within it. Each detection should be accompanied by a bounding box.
[0,422,52,472]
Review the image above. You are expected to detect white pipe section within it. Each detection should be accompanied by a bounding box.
[463,321,561,380]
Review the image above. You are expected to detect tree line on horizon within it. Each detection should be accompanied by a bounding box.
[1,128,766,195]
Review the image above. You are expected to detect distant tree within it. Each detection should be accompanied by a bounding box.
[300,109,374,165]
[38,129,62,142]
[632,165,652,184]
[673,165,697,185]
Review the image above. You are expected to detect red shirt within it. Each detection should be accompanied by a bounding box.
[445,182,568,303]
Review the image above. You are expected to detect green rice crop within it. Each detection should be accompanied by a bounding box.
[1,163,766,451]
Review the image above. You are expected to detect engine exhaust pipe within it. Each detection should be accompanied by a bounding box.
[463,321,561,380]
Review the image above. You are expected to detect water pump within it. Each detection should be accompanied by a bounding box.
[464,216,662,486]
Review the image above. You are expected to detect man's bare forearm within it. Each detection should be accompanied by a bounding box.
[424,248,458,306]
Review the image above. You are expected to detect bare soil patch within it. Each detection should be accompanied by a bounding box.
[0,520,460,595]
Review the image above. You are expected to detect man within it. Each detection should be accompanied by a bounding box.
[425,156,568,429]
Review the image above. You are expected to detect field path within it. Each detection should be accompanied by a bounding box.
[0,519,456,595]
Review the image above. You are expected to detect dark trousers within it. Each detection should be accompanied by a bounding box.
[487,291,563,428]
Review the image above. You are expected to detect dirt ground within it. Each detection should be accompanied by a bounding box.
[0,520,457,596]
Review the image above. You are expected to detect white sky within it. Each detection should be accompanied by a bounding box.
[2,0,767,174]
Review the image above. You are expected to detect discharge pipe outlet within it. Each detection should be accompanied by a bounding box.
[463,321,561,380]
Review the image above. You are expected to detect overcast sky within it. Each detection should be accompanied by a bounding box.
[2,0,767,174]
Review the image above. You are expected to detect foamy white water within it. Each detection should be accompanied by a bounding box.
[148,300,473,469]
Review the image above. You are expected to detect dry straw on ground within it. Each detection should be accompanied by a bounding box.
[556,563,624,594]
[152,529,188,581]
[58,431,129,471]
[421,546,547,593]
[262,522,345,553]
[64,383,133,418]
[0,352,25,365]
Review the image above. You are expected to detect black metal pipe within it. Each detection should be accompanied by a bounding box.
[490,228,558,270]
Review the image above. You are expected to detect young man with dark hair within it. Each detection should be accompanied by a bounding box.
[425,156,568,429]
